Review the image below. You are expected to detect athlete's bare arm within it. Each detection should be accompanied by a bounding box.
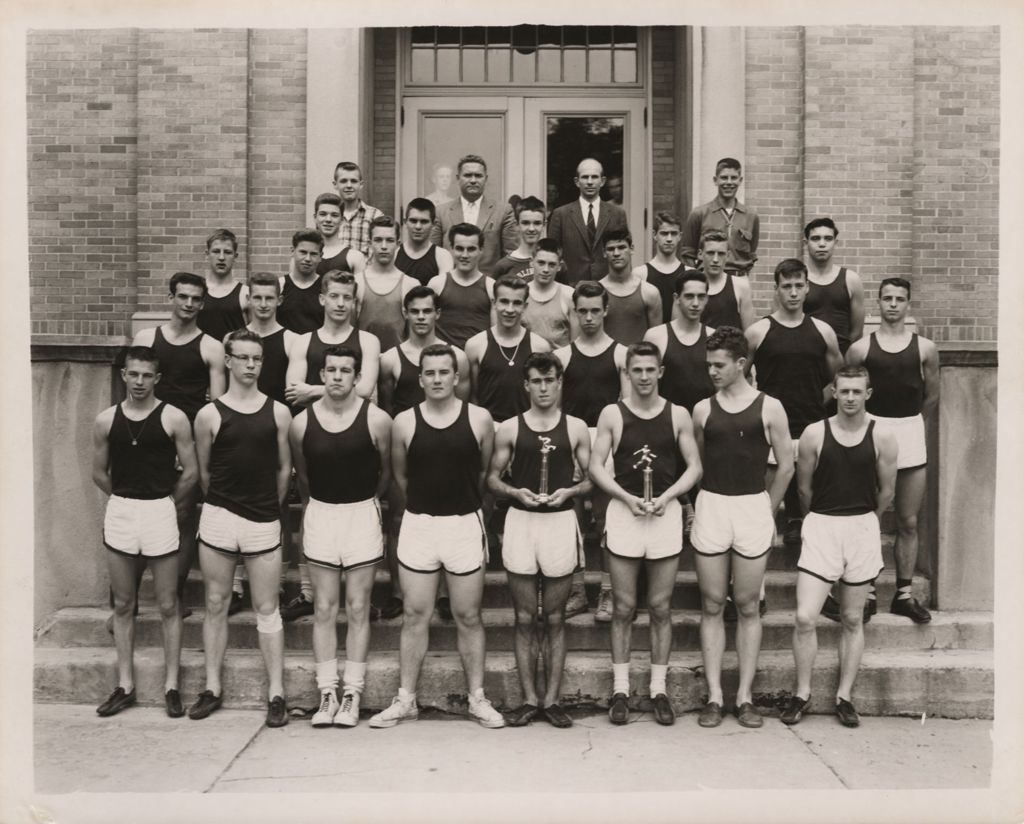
[355,331,381,400]
[464,332,487,405]
[529,332,552,355]
[642,325,669,353]
[813,318,844,380]
[691,397,711,465]
[843,336,870,368]
[920,337,940,417]
[131,328,156,348]
[642,282,662,330]
[589,404,645,516]
[734,276,757,330]
[367,404,394,500]
[796,422,825,516]
[454,347,471,402]
[468,403,496,498]
[348,249,367,275]
[164,404,198,505]
[873,426,899,519]
[648,405,702,516]
[425,273,446,296]
[563,288,581,341]
[284,333,318,406]
[288,411,310,502]
[614,344,631,401]
[763,396,795,513]
[200,336,227,401]
[272,401,293,505]
[377,349,399,415]
[192,403,221,497]
[487,418,541,508]
[435,246,455,276]
[553,345,571,371]
[91,407,116,494]
[744,318,771,362]
[389,410,415,499]
[553,415,595,505]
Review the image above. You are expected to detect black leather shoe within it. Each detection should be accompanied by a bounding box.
[780,694,811,725]
[436,597,454,622]
[541,704,573,728]
[608,692,630,725]
[503,703,539,727]
[651,693,675,726]
[266,695,289,728]
[723,596,737,623]
[188,689,223,720]
[864,597,877,623]
[96,686,136,717]
[371,596,404,622]
[281,594,314,622]
[836,697,860,728]
[735,702,763,728]
[821,593,841,622]
[890,595,930,623]
[698,701,723,728]
[165,688,185,718]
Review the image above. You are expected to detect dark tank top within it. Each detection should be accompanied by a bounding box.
[305,328,362,385]
[278,275,324,334]
[508,413,575,513]
[206,397,280,522]
[810,419,877,516]
[702,275,742,330]
[754,315,829,437]
[604,282,649,345]
[477,330,532,423]
[562,341,620,427]
[316,246,354,275]
[303,400,379,504]
[359,276,405,352]
[805,268,852,353]
[405,402,481,516]
[660,324,714,413]
[256,328,288,405]
[396,244,440,286]
[612,401,680,498]
[701,393,770,495]
[646,263,684,325]
[864,333,925,418]
[392,346,426,415]
[437,273,491,350]
[197,282,245,343]
[109,402,179,499]
[151,327,208,422]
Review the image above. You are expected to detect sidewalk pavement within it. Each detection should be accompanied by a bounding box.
[35,702,991,794]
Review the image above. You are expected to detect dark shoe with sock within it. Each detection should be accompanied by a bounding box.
[890,595,931,623]
[735,702,763,728]
[503,703,539,727]
[281,593,314,622]
[541,704,573,728]
[864,597,877,623]
[651,693,676,726]
[835,697,860,728]
[266,695,289,728]
[164,688,185,718]
[780,694,811,725]
[698,701,723,728]
[608,693,630,725]
[188,690,223,720]
[96,686,136,717]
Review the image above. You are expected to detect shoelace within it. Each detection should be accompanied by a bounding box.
[340,694,354,714]
[318,693,333,713]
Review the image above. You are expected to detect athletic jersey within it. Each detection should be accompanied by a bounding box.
[522,289,572,347]
[278,275,324,334]
[863,333,925,418]
[109,402,178,499]
[197,282,245,343]
[561,341,620,427]
[810,419,877,516]
[359,275,405,351]
[646,263,684,325]
[303,400,380,504]
[476,330,532,423]
[391,345,426,415]
[659,324,714,413]
[304,327,362,385]
[436,273,491,350]
[151,327,209,422]
[703,275,742,330]
[206,397,280,522]
[701,393,770,496]
[604,282,649,345]
[508,413,575,513]
[395,244,440,286]
[754,315,830,437]
[612,401,681,498]
[405,401,481,516]
[805,268,852,353]
[256,328,288,406]
[316,246,354,275]
[492,255,534,282]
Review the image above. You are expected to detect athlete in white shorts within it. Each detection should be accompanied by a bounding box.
[488,352,592,728]
[290,345,393,728]
[589,341,702,727]
[782,367,897,729]
[92,346,197,719]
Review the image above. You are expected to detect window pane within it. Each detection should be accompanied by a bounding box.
[538,26,562,48]
[538,48,561,83]
[513,48,536,83]
[487,48,511,82]
[436,26,460,47]
[588,26,612,47]
[589,48,611,83]
[462,27,486,47]
[512,25,537,51]
[545,115,625,207]
[411,27,435,46]
[613,26,638,47]
[487,27,511,48]
[436,47,459,83]
[564,49,586,83]
[613,48,637,83]
[563,26,587,48]
[410,47,434,83]
[462,48,485,83]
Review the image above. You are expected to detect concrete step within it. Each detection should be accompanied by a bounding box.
[34,646,993,719]
[37,605,990,654]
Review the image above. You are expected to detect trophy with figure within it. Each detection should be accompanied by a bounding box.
[536,435,556,505]
[632,445,656,513]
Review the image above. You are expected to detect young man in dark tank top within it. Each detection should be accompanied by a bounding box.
[633,211,686,325]
[782,366,897,728]
[353,216,419,352]
[197,228,248,343]
[598,229,662,346]
[699,230,756,331]
[426,223,496,350]
[690,327,793,729]
[313,192,366,277]
[803,218,865,355]
[396,198,454,286]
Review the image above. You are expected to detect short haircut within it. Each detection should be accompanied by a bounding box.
[248,271,281,295]
[206,228,238,252]
[223,328,263,355]
[403,284,439,310]
[834,364,871,387]
[457,154,487,175]
[292,228,325,250]
[705,326,748,361]
[369,215,399,238]
[572,280,608,308]
[334,161,362,180]
[603,228,633,248]
[494,274,529,299]
[715,157,742,175]
[322,344,362,374]
[514,195,546,222]
[314,192,343,213]
[321,270,356,294]
[123,345,160,371]
[405,197,437,222]
[699,229,729,250]
[523,351,563,380]
[879,276,912,299]
[773,258,808,286]
[803,217,839,239]
[169,271,207,297]
[533,237,562,259]
[675,268,708,293]
[448,222,482,246]
[653,211,682,232]
[626,340,662,367]
[419,343,458,374]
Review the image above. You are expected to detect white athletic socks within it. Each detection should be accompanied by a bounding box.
[315,659,339,692]
[342,660,367,694]
[612,662,630,695]
[298,562,313,600]
[397,687,416,705]
[649,664,668,697]
[232,565,246,595]
[600,572,612,591]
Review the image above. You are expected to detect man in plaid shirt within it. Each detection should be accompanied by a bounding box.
[333,160,383,257]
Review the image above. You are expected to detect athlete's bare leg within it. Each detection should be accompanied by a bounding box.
[608,553,641,664]
[732,552,770,705]
[397,569,440,693]
[107,552,141,691]
[893,467,927,581]
[507,571,541,706]
[792,573,833,698]
[309,564,341,670]
[836,581,869,702]
[343,564,378,664]
[645,554,681,667]
[150,552,183,691]
[245,548,285,699]
[198,543,236,696]
[694,552,730,706]
[447,567,487,693]
[540,573,574,707]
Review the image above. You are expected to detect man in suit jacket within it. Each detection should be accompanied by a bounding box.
[429,154,517,276]
[548,158,630,286]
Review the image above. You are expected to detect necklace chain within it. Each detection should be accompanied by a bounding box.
[496,337,522,367]
[124,405,154,446]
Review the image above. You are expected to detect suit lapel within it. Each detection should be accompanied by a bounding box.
[477,198,495,229]
[596,201,612,238]
[569,204,589,244]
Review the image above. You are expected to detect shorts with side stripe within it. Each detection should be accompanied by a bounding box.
[397,510,488,575]
[199,503,281,557]
[604,496,683,561]
[797,511,882,586]
[502,508,583,578]
[104,494,179,558]
[692,489,774,559]
[871,413,926,470]
[302,497,384,571]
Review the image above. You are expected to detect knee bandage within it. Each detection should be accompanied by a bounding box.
[256,608,283,634]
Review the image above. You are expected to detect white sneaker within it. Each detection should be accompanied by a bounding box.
[468,694,505,728]
[311,690,339,727]
[368,695,419,728]
[333,689,361,727]
[594,588,614,623]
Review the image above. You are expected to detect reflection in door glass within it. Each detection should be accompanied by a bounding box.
[546,116,625,210]
[420,115,505,206]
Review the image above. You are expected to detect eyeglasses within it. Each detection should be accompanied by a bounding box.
[229,354,263,364]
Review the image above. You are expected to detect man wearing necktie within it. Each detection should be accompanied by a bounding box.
[548,158,630,287]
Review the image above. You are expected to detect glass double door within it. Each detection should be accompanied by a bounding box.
[401,96,648,258]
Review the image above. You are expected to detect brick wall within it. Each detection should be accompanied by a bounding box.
[371,29,397,216]
[650,27,678,223]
